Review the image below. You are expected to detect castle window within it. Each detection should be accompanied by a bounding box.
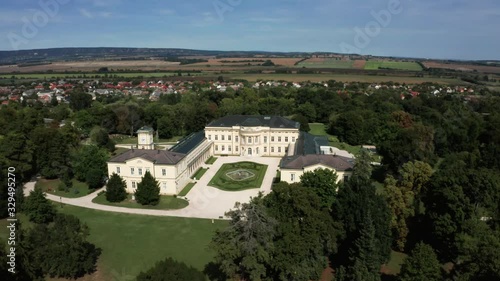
[271,136,275,142]
[138,168,143,176]
[228,135,232,141]
[285,137,288,142]
[162,169,166,176]
[264,136,267,143]
[215,135,218,140]
[116,167,120,174]
[222,135,225,141]
[131,168,134,175]
[235,136,239,142]
[278,137,282,142]
[132,182,136,189]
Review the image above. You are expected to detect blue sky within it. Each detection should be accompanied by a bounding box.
[0,0,499,60]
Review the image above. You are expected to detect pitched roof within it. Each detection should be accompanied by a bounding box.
[170,131,206,154]
[280,154,355,171]
[108,149,186,165]
[207,115,299,129]
[295,132,329,155]
[137,126,154,133]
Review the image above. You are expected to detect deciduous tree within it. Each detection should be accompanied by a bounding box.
[399,243,442,281]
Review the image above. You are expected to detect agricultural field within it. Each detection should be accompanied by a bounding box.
[227,73,461,84]
[364,61,423,71]
[0,72,205,79]
[0,60,181,74]
[297,58,355,69]
[189,57,303,67]
[422,61,500,74]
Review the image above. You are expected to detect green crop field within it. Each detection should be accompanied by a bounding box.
[297,59,354,69]
[364,61,423,71]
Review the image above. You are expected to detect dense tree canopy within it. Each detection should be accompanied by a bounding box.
[137,258,206,281]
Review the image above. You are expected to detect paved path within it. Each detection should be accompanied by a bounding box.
[24,156,281,220]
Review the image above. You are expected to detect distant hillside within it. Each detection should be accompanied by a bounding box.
[0,47,309,64]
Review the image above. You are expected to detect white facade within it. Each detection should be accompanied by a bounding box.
[107,138,212,195]
[281,164,352,185]
[205,126,299,157]
[137,127,154,150]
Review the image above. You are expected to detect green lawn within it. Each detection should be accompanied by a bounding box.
[92,193,188,210]
[0,205,228,280]
[205,156,218,165]
[192,168,208,180]
[112,147,130,156]
[178,182,196,197]
[365,61,423,71]
[35,178,93,198]
[112,135,183,145]
[382,250,408,275]
[209,162,268,191]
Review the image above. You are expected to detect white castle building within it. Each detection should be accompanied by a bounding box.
[107,116,354,195]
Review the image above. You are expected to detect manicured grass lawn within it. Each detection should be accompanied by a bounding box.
[113,135,184,145]
[205,156,218,165]
[192,167,208,180]
[209,162,268,191]
[0,205,228,280]
[112,147,130,156]
[35,178,93,198]
[365,61,423,71]
[309,123,329,136]
[92,193,188,210]
[178,182,195,197]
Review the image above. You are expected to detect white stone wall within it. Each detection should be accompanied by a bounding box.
[280,164,352,184]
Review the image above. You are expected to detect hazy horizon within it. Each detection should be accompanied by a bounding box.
[1,0,499,60]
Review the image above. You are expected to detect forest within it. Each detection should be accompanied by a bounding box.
[0,79,499,280]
